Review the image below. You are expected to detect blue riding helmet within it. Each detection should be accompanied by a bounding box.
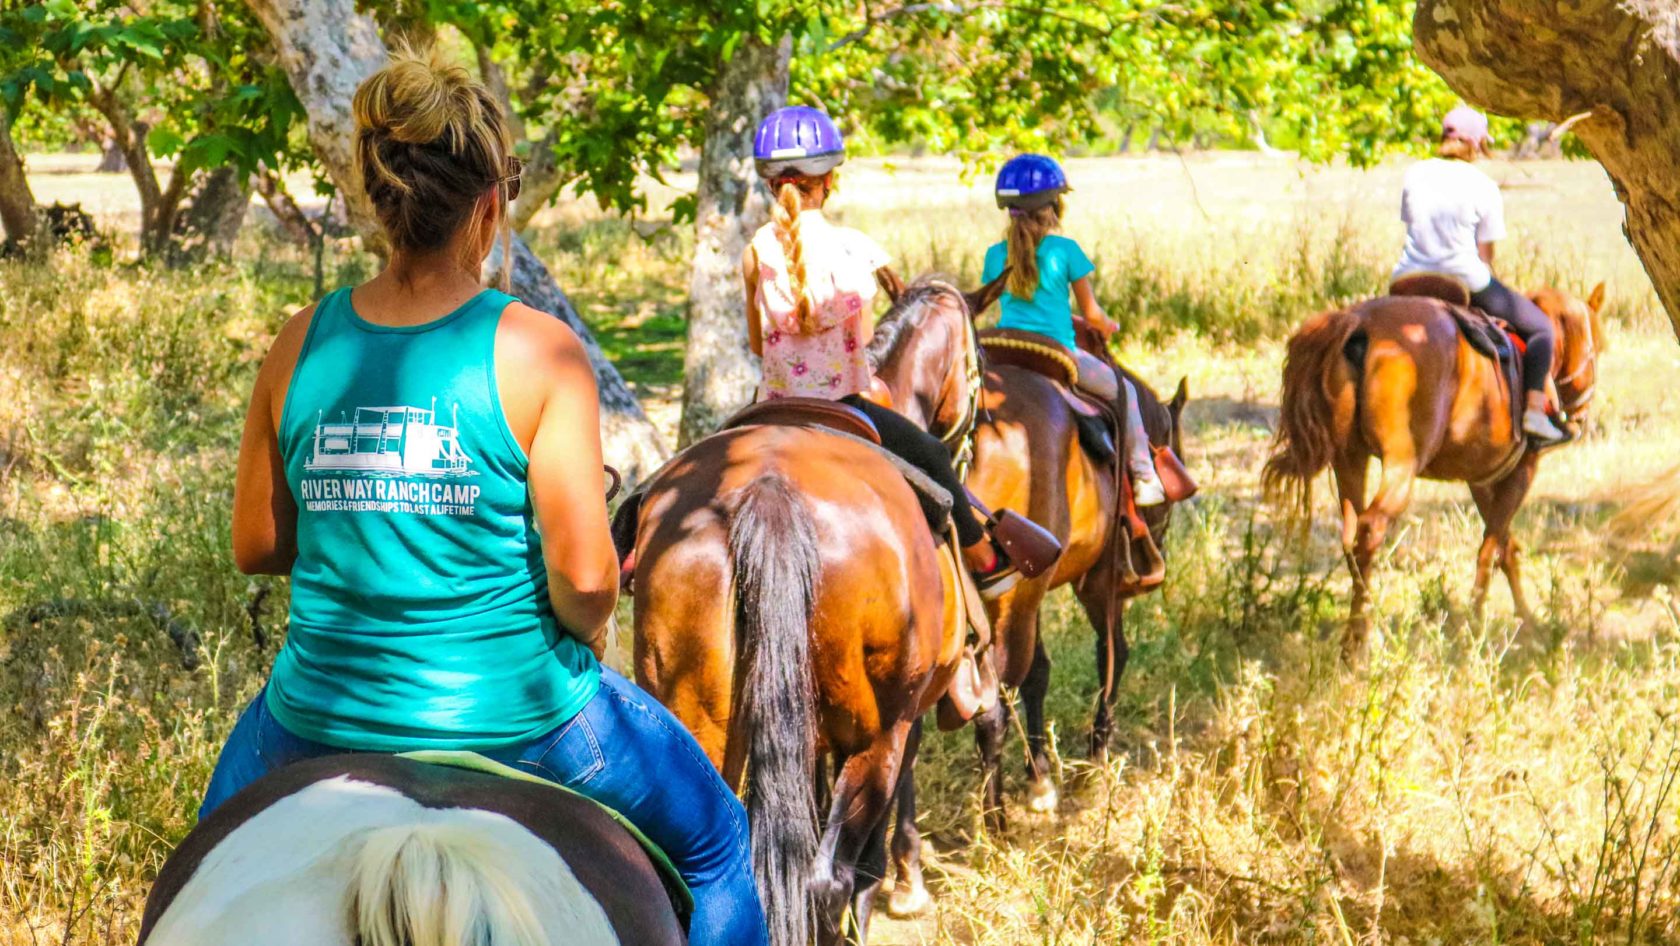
[995,154,1070,210]
[754,106,846,180]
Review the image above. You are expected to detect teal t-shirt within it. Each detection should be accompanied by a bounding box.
[981,234,1095,350]
[267,287,601,751]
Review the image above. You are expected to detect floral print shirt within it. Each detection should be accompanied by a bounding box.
[751,211,891,400]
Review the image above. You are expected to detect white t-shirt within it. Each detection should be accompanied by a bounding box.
[1392,158,1506,292]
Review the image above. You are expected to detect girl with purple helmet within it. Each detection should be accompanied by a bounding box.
[743,105,1013,714]
[1392,106,1567,444]
[984,154,1167,505]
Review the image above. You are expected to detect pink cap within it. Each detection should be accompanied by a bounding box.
[1442,105,1490,147]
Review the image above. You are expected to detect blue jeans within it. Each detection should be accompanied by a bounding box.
[199,667,768,946]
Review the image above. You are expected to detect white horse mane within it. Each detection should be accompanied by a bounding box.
[145,776,619,946]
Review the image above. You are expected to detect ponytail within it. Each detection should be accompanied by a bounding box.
[770,179,815,332]
[1004,199,1062,301]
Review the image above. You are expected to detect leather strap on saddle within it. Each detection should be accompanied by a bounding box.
[722,396,883,445]
[963,487,1063,578]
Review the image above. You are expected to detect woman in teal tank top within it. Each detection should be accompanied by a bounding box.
[198,48,767,946]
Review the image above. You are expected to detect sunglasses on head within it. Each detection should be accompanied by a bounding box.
[497,156,523,202]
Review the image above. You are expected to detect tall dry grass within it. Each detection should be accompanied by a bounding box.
[4,154,1680,945]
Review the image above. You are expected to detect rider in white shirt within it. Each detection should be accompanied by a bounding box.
[1392,106,1567,444]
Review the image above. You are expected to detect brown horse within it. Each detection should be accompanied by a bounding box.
[1263,281,1606,657]
[867,280,1189,914]
[626,285,974,945]
[964,347,1187,820]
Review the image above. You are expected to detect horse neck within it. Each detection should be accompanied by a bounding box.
[877,304,966,433]
[1553,314,1597,411]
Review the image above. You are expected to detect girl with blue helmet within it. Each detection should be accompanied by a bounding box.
[745,105,1013,714]
[984,154,1166,505]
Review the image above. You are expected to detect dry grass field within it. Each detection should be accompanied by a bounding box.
[5,151,1680,944]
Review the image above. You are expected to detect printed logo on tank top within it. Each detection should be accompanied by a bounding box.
[296,399,481,517]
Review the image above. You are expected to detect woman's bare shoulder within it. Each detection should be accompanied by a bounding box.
[496,301,588,376]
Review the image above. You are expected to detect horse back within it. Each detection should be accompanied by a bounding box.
[141,754,685,946]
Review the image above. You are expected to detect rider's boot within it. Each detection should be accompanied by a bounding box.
[1121,378,1167,506]
[1522,390,1568,445]
[965,537,1019,601]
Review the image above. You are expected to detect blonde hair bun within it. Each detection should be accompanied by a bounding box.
[351,44,512,254]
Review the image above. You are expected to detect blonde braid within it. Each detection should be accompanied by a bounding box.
[769,180,818,332]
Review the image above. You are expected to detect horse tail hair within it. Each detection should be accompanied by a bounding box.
[1612,464,1680,541]
[1263,306,1363,519]
[729,473,821,946]
[347,819,612,946]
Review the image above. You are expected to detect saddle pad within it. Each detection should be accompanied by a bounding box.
[398,749,693,917]
[978,328,1078,388]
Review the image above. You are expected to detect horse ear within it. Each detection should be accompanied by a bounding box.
[964,270,1009,318]
[1587,281,1606,314]
[1169,377,1189,419]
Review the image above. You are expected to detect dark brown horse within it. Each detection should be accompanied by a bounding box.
[868,280,1189,913]
[627,284,975,945]
[1263,281,1605,658]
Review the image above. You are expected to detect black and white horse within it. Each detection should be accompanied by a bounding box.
[139,754,686,945]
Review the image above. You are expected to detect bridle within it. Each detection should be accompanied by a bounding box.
[932,289,985,479]
[1555,311,1598,415]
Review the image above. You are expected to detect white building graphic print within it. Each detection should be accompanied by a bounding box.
[305,398,475,477]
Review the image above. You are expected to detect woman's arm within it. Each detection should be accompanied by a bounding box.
[498,304,619,657]
[1072,276,1121,336]
[1479,241,1496,266]
[742,245,763,357]
[231,306,312,575]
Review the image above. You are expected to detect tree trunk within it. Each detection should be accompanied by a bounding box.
[677,34,791,447]
[97,138,128,173]
[0,109,38,244]
[246,0,668,483]
[253,167,315,246]
[1414,0,1680,336]
[176,165,251,260]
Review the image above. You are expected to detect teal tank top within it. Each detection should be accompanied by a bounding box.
[267,287,600,751]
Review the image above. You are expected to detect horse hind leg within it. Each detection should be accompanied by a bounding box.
[886,718,930,918]
[1344,451,1413,662]
[812,723,908,946]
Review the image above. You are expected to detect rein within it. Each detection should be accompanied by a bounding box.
[940,303,985,479]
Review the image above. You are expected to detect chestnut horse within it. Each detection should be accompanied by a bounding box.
[626,284,975,945]
[1262,281,1605,658]
[868,280,1189,915]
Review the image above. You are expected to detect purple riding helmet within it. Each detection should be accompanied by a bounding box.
[995,154,1070,211]
[754,106,846,181]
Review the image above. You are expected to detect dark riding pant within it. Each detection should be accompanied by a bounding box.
[840,395,987,547]
[1472,277,1554,397]
[199,667,769,946]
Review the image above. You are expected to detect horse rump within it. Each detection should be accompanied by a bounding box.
[1262,306,1364,517]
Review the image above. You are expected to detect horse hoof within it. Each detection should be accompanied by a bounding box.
[1026,778,1059,814]
[887,883,930,918]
